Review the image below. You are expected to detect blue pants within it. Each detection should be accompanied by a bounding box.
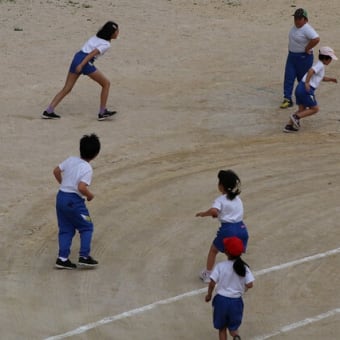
[213,221,249,253]
[283,51,313,101]
[212,294,244,331]
[56,191,94,258]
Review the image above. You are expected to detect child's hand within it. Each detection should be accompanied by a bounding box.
[87,193,94,201]
[196,212,204,217]
[333,78,338,83]
[75,64,83,74]
[205,293,212,302]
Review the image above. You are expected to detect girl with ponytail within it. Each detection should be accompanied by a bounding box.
[205,237,254,340]
[196,170,249,284]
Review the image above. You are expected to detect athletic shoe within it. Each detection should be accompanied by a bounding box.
[41,111,61,119]
[233,336,241,340]
[78,256,98,267]
[55,258,77,269]
[97,109,117,121]
[199,269,211,283]
[280,98,293,109]
[283,124,299,133]
[290,113,300,129]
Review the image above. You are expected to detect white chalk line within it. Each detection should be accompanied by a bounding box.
[251,308,340,340]
[45,247,340,340]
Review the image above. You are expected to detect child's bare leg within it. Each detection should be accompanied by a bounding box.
[288,105,318,125]
[88,69,111,111]
[230,329,240,339]
[206,244,219,271]
[296,104,306,114]
[219,327,227,340]
[296,106,319,119]
[49,72,80,109]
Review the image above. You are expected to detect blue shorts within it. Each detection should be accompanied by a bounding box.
[212,294,244,331]
[213,221,249,253]
[69,51,97,75]
[295,81,317,107]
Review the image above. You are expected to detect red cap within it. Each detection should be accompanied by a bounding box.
[223,237,244,257]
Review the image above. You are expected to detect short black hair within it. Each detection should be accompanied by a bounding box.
[96,21,119,41]
[80,134,101,160]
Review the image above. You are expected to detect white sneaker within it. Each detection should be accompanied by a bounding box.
[199,269,211,283]
[290,113,300,129]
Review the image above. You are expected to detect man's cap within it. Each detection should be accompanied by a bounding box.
[293,8,308,19]
[319,46,338,60]
[223,237,244,257]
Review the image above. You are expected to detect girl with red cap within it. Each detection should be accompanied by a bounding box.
[205,237,254,340]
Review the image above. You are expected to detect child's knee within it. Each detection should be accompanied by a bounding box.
[103,78,110,89]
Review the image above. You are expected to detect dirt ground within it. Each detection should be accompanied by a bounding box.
[0,0,339,339]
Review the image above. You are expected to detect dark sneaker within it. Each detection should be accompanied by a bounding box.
[280,98,293,109]
[97,109,117,121]
[290,113,300,129]
[41,111,61,119]
[233,336,241,340]
[78,256,98,267]
[283,124,299,133]
[55,258,77,269]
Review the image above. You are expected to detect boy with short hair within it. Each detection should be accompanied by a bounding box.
[53,134,101,269]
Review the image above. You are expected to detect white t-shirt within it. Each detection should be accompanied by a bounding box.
[59,156,93,197]
[302,60,325,89]
[288,23,319,53]
[210,259,255,298]
[212,195,244,223]
[81,36,111,59]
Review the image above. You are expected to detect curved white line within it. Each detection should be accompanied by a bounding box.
[251,308,340,339]
[45,247,340,340]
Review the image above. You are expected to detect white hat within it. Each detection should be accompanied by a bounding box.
[319,46,338,60]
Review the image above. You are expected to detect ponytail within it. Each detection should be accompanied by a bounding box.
[233,257,249,277]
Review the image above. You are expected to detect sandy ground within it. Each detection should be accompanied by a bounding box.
[1,0,340,339]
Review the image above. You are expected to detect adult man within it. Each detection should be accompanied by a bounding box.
[280,8,320,109]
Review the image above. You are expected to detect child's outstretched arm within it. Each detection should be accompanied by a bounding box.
[323,76,337,83]
[196,207,219,218]
[53,166,62,184]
